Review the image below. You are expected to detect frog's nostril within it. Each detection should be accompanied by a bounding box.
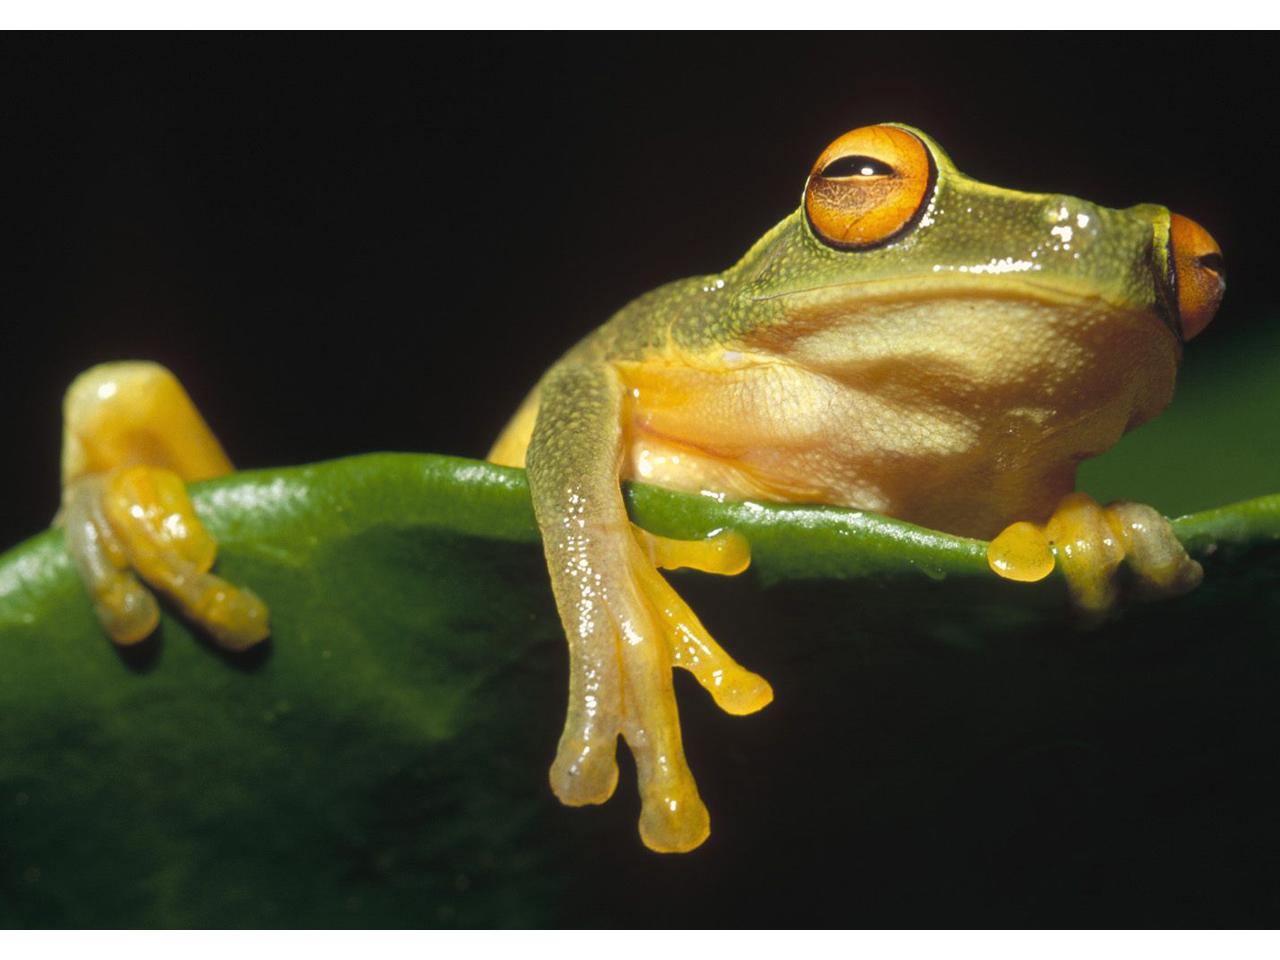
[1168,213,1224,341]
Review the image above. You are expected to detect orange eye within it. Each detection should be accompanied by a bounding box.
[804,125,933,250]
[1168,213,1225,341]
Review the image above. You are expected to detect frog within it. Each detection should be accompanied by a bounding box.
[53,123,1225,855]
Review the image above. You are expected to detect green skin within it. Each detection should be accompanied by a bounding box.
[544,125,1176,361]
[523,124,1182,534]
[515,123,1189,851]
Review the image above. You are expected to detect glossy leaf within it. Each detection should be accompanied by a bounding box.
[3,450,1280,927]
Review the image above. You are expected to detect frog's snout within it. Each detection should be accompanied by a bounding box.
[1168,213,1225,341]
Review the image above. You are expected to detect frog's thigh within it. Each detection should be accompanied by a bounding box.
[987,492,1201,621]
[60,362,268,650]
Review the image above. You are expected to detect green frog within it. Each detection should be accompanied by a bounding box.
[54,123,1225,854]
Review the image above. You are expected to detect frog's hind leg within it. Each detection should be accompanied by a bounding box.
[987,491,1202,622]
[59,362,268,650]
[526,362,771,852]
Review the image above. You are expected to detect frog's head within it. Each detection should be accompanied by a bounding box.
[735,123,1225,442]
[745,123,1224,347]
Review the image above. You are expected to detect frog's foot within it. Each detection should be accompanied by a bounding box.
[548,527,770,853]
[987,492,1202,622]
[61,465,269,651]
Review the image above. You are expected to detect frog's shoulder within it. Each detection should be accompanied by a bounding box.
[570,210,799,364]
[583,275,715,361]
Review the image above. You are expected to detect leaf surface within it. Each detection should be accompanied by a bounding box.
[2,453,1279,927]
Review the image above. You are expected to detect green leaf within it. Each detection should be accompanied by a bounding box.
[2,452,1280,927]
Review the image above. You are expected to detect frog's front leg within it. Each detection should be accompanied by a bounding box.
[526,361,772,853]
[59,361,269,650]
[987,492,1202,621]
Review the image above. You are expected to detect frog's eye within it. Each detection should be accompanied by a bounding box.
[805,125,933,250]
[1168,213,1225,341]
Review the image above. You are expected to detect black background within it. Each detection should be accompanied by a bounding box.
[3,34,1278,927]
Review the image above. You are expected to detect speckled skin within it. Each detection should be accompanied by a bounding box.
[496,124,1191,852]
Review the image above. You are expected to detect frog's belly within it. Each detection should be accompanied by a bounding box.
[616,353,1128,540]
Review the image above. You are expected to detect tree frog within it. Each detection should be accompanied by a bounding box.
[54,123,1225,855]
